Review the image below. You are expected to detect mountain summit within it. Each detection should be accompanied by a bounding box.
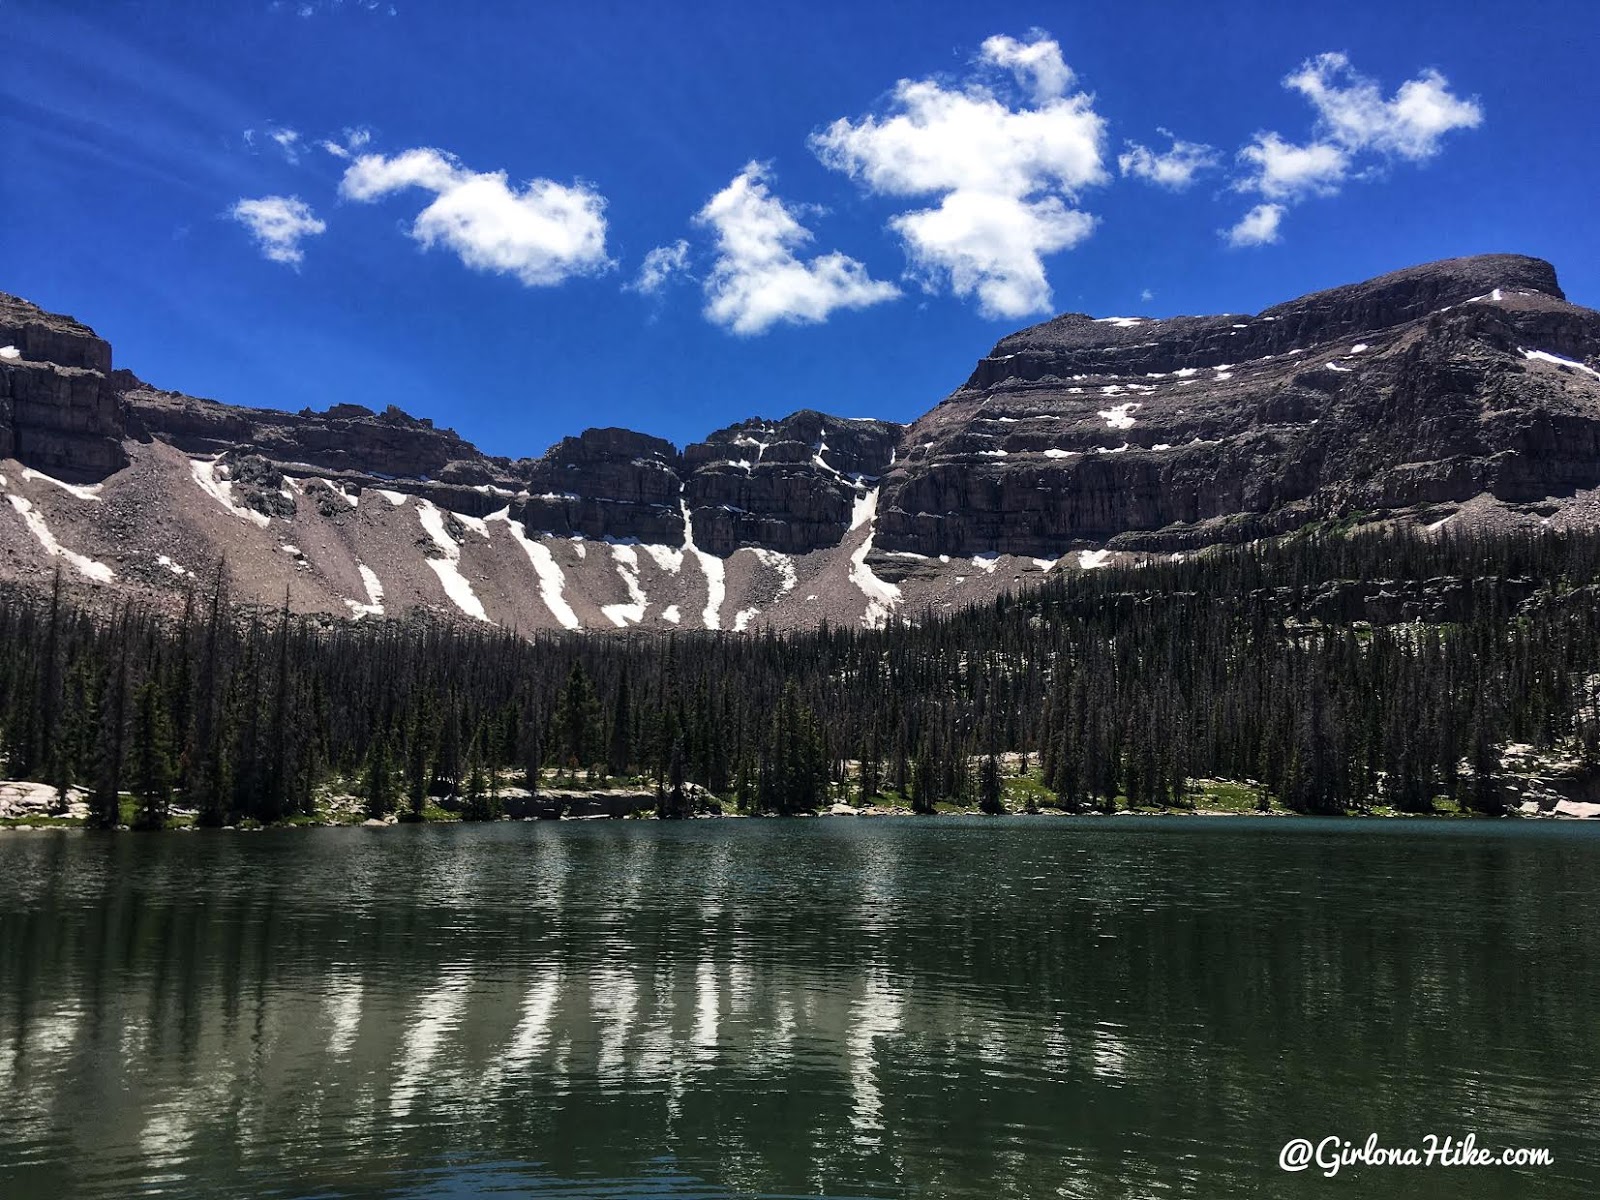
[4,254,1599,631]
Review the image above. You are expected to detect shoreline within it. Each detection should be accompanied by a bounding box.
[3,804,1595,833]
[5,778,1596,833]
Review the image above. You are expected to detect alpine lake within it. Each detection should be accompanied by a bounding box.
[1,815,1597,1199]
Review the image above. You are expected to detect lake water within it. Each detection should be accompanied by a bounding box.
[1,816,1597,1199]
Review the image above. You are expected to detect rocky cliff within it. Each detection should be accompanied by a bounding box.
[3,253,1599,632]
[876,254,1600,557]
[0,294,126,478]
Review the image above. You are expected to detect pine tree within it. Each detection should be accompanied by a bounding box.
[404,701,431,821]
[608,670,632,776]
[129,680,173,831]
[88,637,130,830]
[977,752,1004,815]
[362,733,396,819]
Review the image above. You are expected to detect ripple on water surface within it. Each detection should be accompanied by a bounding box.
[0,817,1597,1198]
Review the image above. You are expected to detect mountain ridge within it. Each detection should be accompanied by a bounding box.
[4,252,1600,632]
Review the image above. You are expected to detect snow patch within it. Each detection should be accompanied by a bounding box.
[375,489,409,506]
[811,440,843,478]
[1044,448,1077,459]
[0,346,19,360]
[415,500,489,622]
[1098,402,1138,430]
[748,547,798,596]
[1350,343,1370,354]
[156,554,190,577]
[641,542,684,573]
[602,544,648,627]
[1326,360,1353,372]
[971,554,999,574]
[489,509,579,630]
[1521,348,1600,381]
[1094,317,1144,328]
[20,469,102,502]
[680,500,725,630]
[1078,548,1112,570]
[190,457,270,527]
[848,488,901,630]
[6,495,114,583]
[456,512,491,539]
[849,487,877,531]
[732,607,761,632]
[345,562,386,618]
[661,604,681,624]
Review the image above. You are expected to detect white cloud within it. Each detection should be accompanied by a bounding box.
[1140,287,1154,302]
[1228,54,1482,245]
[980,32,1075,103]
[811,30,1107,320]
[268,127,302,164]
[1237,133,1348,201]
[339,147,612,286]
[319,126,372,160]
[1226,203,1285,247]
[1285,52,1482,160]
[892,191,1094,319]
[630,239,691,294]
[230,195,326,265]
[694,162,899,335]
[1119,132,1220,191]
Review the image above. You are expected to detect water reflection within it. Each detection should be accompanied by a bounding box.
[0,819,1598,1198]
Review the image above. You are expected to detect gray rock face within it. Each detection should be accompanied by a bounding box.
[518,427,684,543]
[683,410,900,555]
[123,389,496,483]
[876,254,1600,555]
[0,296,126,479]
[0,294,112,373]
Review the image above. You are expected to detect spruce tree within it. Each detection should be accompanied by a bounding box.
[130,680,173,831]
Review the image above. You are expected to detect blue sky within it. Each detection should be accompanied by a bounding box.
[3,0,1597,459]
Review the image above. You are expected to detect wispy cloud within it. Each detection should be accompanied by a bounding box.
[1119,131,1219,191]
[695,162,898,335]
[811,31,1107,320]
[629,238,691,294]
[1227,53,1482,245]
[230,194,326,265]
[318,126,372,160]
[1225,203,1285,248]
[270,1,397,16]
[269,126,301,164]
[339,146,612,286]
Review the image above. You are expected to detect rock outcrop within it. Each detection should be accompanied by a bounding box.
[683,411,900,555]
[0,294,126,478]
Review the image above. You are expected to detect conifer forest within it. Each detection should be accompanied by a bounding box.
[5,529,1600,829]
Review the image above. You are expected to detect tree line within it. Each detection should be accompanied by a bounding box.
[5,527,1600,828]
